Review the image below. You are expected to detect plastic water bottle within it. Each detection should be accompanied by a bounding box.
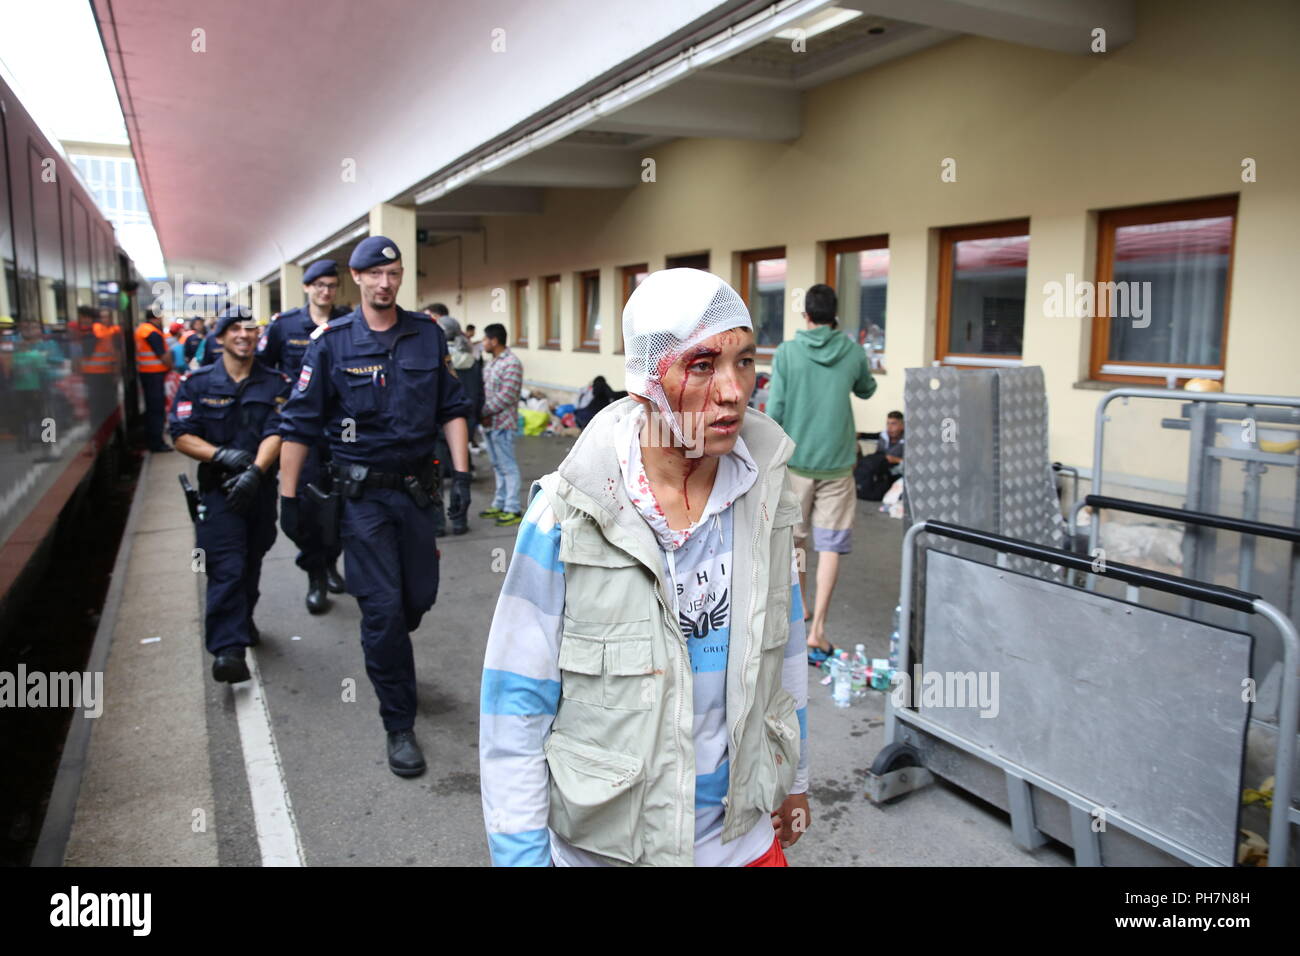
[888,605,901,671]
[850,644,868,699]
[831,652,852,708]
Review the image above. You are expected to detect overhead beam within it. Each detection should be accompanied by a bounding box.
[420,185,545,216]
[476,143,643,189]
[415,214,485,235]
[848,0,1135,54]
[590,75,802,141]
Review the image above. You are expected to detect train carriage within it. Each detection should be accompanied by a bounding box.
[0,73,144,618]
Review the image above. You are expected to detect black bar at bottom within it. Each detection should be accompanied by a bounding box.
[922,519,1260,614]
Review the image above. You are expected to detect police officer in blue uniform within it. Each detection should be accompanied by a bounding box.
[258,258,350,613]
[278,237,472,777]
[170,306,291,683]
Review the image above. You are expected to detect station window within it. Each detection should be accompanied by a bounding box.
[511,278,529,348]
[666,252,709,271]
[617,263,647,354]
[825,235,889,372]
[1090,196,1237,386]
[542,274,561,349]
[577,269,600,351]
[936,219,1029,365]
[739,247,786,355]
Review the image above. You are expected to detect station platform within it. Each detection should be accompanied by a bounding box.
[40,434,1069,867]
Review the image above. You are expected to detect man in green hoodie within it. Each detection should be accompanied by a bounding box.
[767,284,876,663]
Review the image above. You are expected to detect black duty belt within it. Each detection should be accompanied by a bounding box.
[332,461,436,492]
[363,470,407,490]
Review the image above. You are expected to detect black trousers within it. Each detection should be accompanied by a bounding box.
[340,487,439,732]
[140,371,167,449]
[196,488,277,655]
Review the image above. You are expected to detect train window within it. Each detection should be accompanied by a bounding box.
[0,108,16,323]
[29,143,68,326]
[96,227,115,312]
[8,126,37,321]
[92,229,106,311]
[71,197,93,310]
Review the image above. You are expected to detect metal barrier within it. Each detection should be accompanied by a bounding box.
[1087,388,1300,609]
[871,519,1298,867]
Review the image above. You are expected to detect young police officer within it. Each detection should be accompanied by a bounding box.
[278,236,473,777]
[258,258,350,613]
[170,306,291,683]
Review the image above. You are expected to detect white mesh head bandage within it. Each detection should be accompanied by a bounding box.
[622,269,752,446]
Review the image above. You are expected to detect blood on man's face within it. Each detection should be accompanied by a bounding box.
[654,327,757,459]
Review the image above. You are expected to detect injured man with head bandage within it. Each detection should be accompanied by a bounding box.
[479,268,812,867]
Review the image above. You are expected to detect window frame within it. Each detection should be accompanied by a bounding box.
[666,252,709,271]
[935,218,1030,366]
[738,245,787,358]
[542,274,561,350]
[1088,195,1238,386]
[825,234,889,372]
[576,268,600,352]
[511,278,529,348]
[617,263,648,355]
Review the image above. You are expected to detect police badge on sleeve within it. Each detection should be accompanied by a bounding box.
[177,400,193,419]
[297,365,313,391]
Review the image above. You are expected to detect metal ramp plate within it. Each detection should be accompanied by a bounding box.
[920,550,1252,866]
[904,366,1064,580]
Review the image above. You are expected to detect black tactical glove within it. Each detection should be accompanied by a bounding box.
[212,446,254,472]
[221,465,262,516]
[448,470,473,529]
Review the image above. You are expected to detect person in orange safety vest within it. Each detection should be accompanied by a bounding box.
[136,313,174,452]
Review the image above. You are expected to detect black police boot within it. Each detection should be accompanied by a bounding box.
[213,651,250,684]
[386,730,427,777]
[325,560,345,594]
[306,571,329,615]
[247,620,260,646]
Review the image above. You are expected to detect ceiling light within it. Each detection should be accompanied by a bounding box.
[775,7,863,42]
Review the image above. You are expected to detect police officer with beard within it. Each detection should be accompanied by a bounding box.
[258,258,350,612]
[278,237,472,777]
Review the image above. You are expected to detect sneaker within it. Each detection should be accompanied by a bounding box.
[479,506,503,518]
[495,512,522,527]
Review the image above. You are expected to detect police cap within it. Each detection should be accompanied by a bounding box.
[213,305,256,338]
[303,259,338,284]
[349,236,401,270]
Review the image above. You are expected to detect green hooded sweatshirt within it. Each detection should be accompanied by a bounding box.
[766,324,876,480]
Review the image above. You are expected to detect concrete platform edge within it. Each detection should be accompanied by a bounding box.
[31,453,153,867]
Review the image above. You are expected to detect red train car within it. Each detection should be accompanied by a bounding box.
[0,73,144,618]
